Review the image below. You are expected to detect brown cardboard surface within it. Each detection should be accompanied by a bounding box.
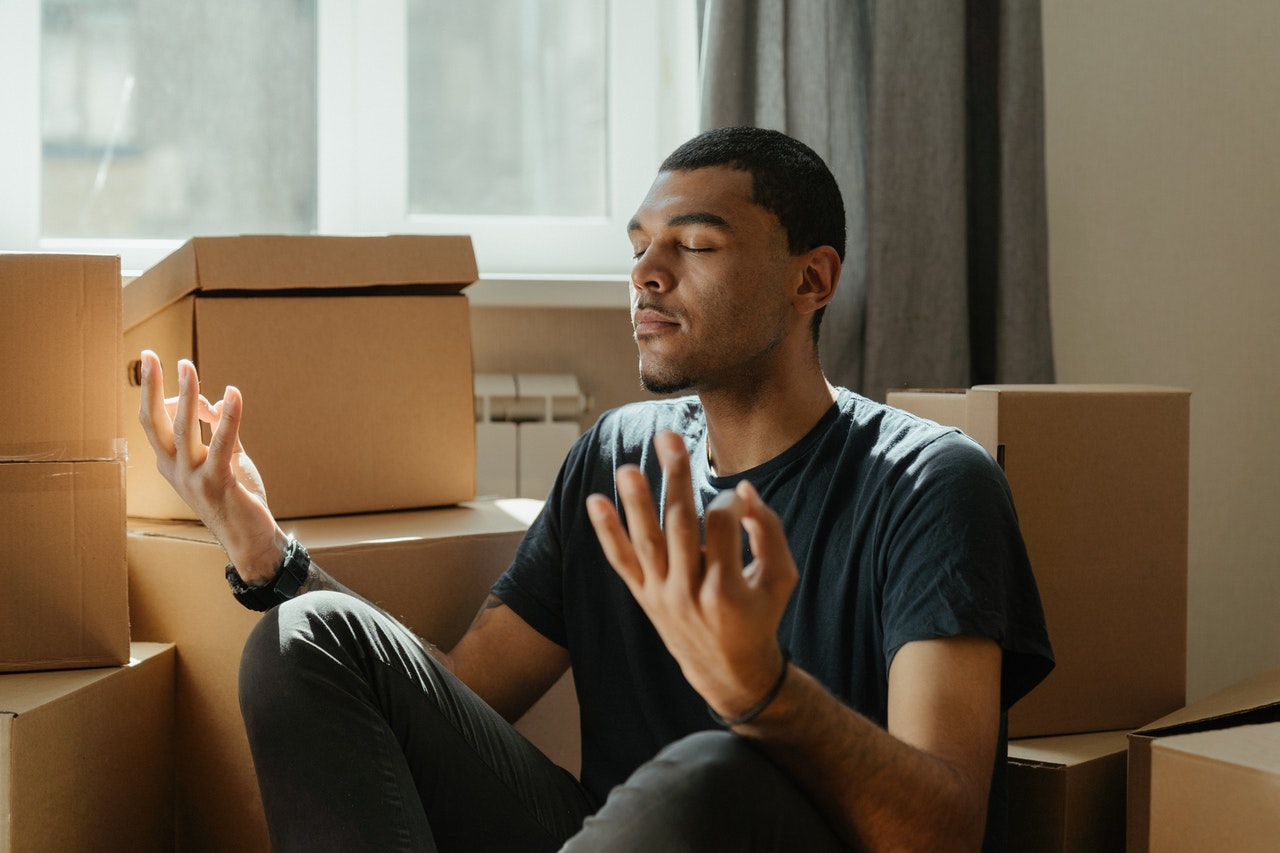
[123,235,479,520]
[121,235,478,329]
[0,642,175,853]
[127,500,579,853]
[1148,723,1280,853]
[886,385,1190,737]
[1007,730,1129,853]
[0,253,123,462]
[0,460,129,672]
[1127,663,1280,852]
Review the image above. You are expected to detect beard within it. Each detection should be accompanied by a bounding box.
[638,360,693,395]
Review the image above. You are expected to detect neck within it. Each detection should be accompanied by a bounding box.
[699,367,837,477]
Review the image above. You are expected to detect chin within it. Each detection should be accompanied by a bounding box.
[639,369,693,396]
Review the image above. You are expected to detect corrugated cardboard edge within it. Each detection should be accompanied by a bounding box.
[1126,663,1280,852]
[122,235,479,330]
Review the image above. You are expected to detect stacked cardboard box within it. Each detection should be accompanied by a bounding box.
[121,235,480,520]
[120,235,582,852]
[0,255,175,848]
[0,254,130,672]
[127,501,575,853]
[1006,730,1129,852]
[0,642,175,851]
[886,385,1192,851]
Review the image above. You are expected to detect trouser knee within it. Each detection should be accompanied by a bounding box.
[238,591,361,731]
[564,731,781,852]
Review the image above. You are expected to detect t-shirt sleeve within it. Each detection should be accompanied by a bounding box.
[879,432,1054,708]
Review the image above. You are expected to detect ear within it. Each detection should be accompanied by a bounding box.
[792,245,841,317]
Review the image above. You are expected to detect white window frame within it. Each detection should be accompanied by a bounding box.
[0,0,698,296]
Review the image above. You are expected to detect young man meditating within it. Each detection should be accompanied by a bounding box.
[139,126,1052,852]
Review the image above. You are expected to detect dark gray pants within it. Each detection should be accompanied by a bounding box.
[239,591,848,852]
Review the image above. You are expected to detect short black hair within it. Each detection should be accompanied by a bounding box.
[659,126,846,262]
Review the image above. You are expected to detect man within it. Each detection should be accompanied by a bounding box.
[139,126,1052,852]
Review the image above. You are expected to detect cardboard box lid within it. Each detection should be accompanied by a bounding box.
[126,497,542,551]
[1133,663,1280,738]
[1154,721,1280,775]
[0,642,173,717]
[1010,730,1131,768]
[123,234,478,329]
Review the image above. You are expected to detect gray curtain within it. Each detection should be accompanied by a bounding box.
[698,0,1054,401]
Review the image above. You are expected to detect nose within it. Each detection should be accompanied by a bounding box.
[630,245,675,294]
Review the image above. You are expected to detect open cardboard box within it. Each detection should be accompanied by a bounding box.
[127,499,579,853]
[1147,721,1280,853]
[886,385,1190,738]
[1006,729,1128,852]
[1127,663,1280,852]
[123,235,480,520]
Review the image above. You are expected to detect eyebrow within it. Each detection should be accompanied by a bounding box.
[627,211,733,234]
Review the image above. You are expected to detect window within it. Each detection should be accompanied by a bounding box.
[0,0,698,278]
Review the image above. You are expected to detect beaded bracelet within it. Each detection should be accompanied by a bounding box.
[706,650,792,728]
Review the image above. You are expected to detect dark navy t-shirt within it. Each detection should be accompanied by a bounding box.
[492,388,1053,844]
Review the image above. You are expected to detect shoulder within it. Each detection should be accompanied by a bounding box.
[832,388,1000,481]
[585,396,704,452]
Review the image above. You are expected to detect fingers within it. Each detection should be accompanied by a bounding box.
[615,463,667,582]
[206,385,244,473]
[654,432,702,587]
[738,480,798,592]
[586,493,645,591]
[704,485,747,591]
[137,350,175,458]
[171,360,205,468]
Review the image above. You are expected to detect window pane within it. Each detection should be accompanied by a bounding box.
[40,0,317,240]
[406,0,607,217]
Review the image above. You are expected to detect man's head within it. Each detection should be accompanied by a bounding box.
[627,128,844,396]
[659,126,846,265]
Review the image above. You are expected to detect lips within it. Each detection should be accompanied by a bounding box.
[632,307,682,336]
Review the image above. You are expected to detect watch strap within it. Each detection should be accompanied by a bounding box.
[226,537,311,612]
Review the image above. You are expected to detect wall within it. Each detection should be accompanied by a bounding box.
[471,305,651,432]
[1042,1,1280,701]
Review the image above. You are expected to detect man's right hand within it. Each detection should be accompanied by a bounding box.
[137,350,288,584]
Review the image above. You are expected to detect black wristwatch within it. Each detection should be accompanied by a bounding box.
[225,537,311,612]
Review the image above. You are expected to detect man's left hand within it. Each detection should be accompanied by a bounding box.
[586,431,797,722]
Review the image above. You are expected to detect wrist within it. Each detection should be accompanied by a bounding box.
[226,527,289,586]
[708,649,792,728]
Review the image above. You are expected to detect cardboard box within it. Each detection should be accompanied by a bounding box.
[1006,730,1128,852]
[1,642,175,852]
[0,460,129,672]
[1127,663,1280,852]
[885,385,1190,737]
[122,235,479,519]
[127,499,580,853]
[0,253,123,463]
[1147,722,1280,853]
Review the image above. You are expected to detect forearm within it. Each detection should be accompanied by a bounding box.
[736,666,986,853]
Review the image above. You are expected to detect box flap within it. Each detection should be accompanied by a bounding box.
[123,234,479,329]
[1009,730,1131,768]
[1134,663,1280,738]
[1154,722,1280,774]
[127,498,540,550]
[970,384,1191,395]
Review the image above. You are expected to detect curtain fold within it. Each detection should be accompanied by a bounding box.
[697,0,1053,401]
